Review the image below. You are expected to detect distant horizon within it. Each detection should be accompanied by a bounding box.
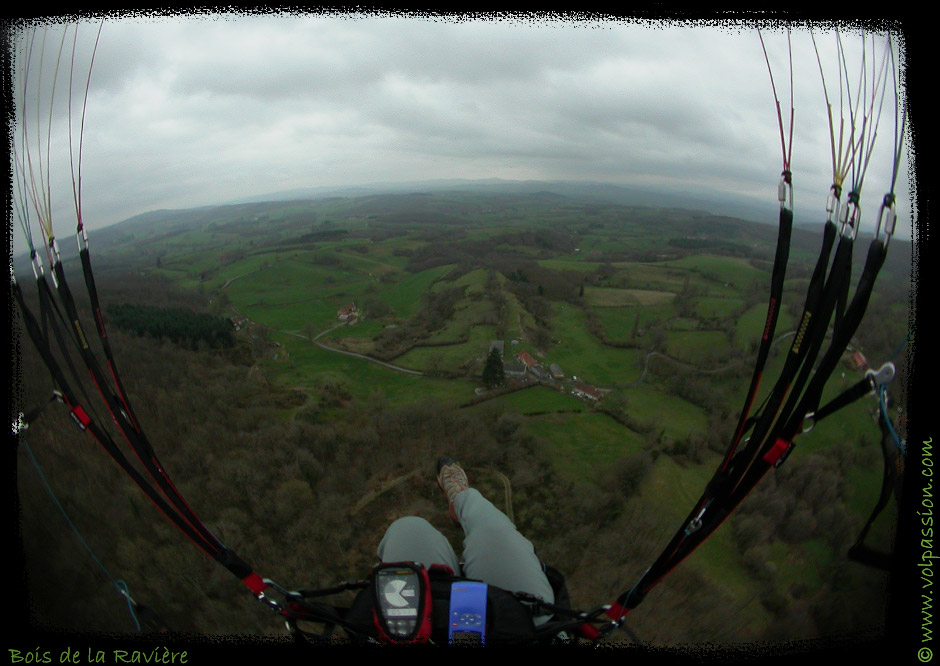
[114,174,917,240]
[105,176,781,232]
[7,177,779,264]
[224,176,780,219]
[12,178,913,276]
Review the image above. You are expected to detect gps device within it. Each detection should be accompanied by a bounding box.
[447,581,488,646]
[371,562,432,644]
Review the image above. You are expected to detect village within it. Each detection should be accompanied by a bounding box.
[330,300,607,403]
[226,298,882,417]
[325,301,876,411]
[485,339,608,404]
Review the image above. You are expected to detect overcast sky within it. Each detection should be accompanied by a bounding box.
[8,12,915,259]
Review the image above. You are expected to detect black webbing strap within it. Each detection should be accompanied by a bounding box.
[47,258,219,541]
[776,238,889,455]
[14,277,268,595]
[78,246,144,433]
[34,269,100,420]
[711,218,836,482]
[847,390,903,571]
[809,362,894,427]
[847,483,900,569]
[707,221,846,522]
[724,204,793,464]
[736,228,854,469]
[721,238,889,513]
[612,221,870,617]
[711,227,855,509]
[608,207,802,613]
[14,279,220,554]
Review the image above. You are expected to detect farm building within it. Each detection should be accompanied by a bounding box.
[516,351,538,368]
[337,302,358,321]
[572,384,601,402]
[528,365,548,379]
[230,315,249,331]
[844,350,868,371]
[550,363,564,379]
[503,362,526,380]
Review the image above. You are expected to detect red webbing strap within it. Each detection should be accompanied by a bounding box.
[573,601,629,640]
[577,623,601,640]
[241,572,269,596]
[70,404,92,428]
[763,438,791,466]
[605,601,627,623]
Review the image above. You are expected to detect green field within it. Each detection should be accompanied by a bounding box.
[89,191,908,643]
[526,411,648,482]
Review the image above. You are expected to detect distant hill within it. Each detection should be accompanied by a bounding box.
[225,178,779,228]
[11,184,911,301]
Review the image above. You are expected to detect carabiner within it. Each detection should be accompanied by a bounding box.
[866,362,896,391]
[801,412,817,434]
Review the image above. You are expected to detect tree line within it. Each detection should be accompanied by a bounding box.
[106,303,236,351]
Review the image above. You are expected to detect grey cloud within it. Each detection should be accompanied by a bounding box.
[9,14,912,250]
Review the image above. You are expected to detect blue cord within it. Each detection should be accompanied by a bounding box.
[878,386,905,455]
[115,580,142,632]
[20,434,143,632]
[888,328,912,363]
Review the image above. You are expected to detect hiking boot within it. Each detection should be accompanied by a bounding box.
[437,456,469,522]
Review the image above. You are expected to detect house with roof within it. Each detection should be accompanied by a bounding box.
[571,384,601,402]
[515,350,550,378]
[337,302,358,322]
[230,315,249,331]
[503,361,527,380]
[844,350,868,372]
[516,351,538,368]
[529,365,549,379]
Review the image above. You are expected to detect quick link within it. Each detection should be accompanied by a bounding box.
[826,184,842,223]
[875,193,897,249]
[778,171,793,211]
[840,190,861,240]
[76,223,90,254]
[29,250,45,281]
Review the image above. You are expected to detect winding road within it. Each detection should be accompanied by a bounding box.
[308,326,424,376]
[625,330,798,388]
[268,324,426,376]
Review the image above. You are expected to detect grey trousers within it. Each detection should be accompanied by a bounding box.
[377,488,555,622]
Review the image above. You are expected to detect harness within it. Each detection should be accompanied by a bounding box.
[259,561,587,646]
